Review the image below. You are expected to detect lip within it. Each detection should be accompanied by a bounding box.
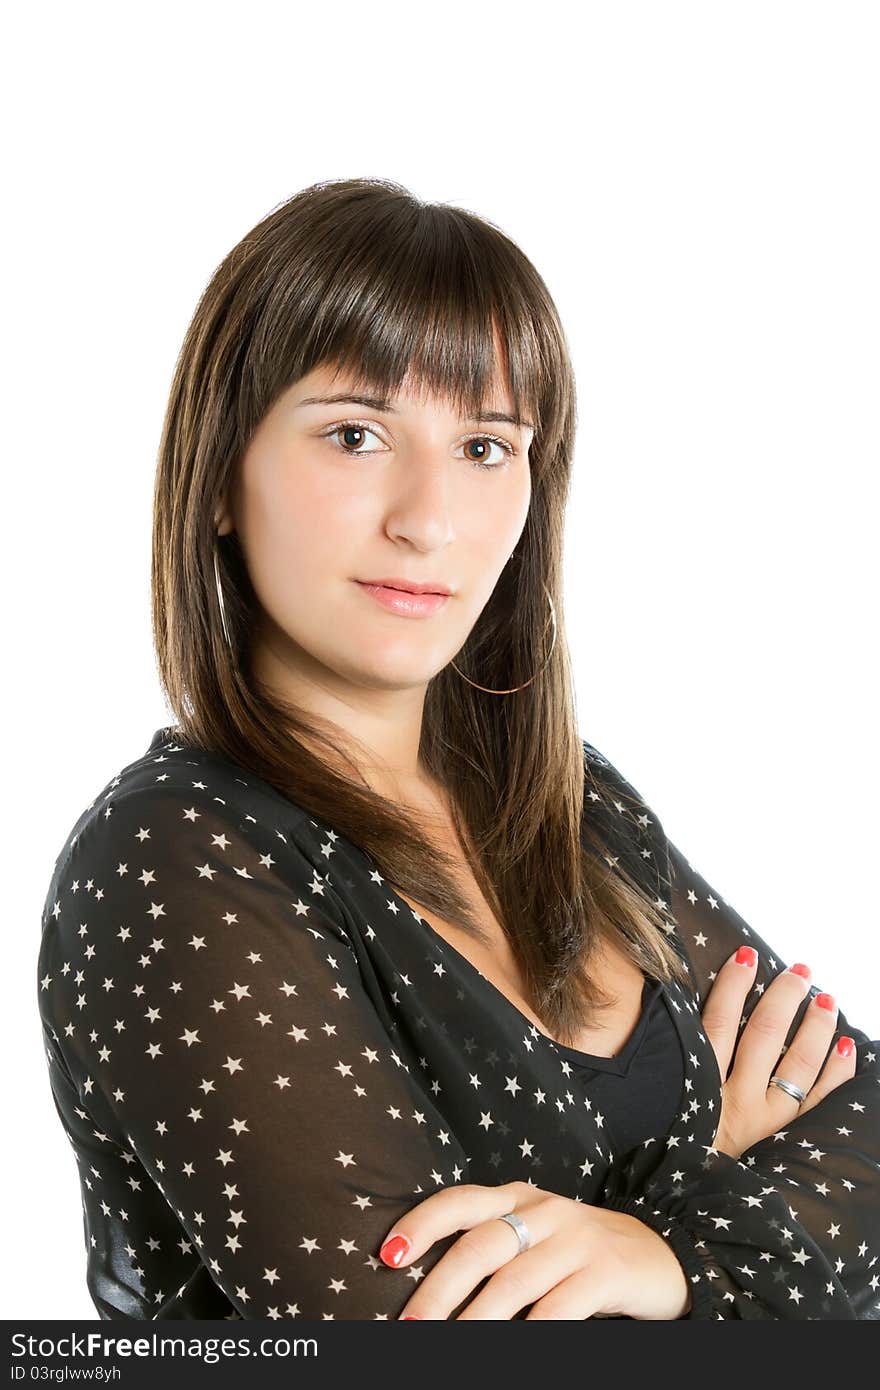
[355,581,450,618]
[356,577,453,595]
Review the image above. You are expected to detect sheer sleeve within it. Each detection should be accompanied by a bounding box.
[37,785,473,1320]
[583,742,880,1320]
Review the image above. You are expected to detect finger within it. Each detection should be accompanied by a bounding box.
[765,989,841,1118]
[522,1264,609,1320]
[796,1029,858,1119]
[379,1181,519,1270]
[454,1236,586,1319]
[401,1203,562,1320]
[731,961,813,1090]
[700,944,760,1081]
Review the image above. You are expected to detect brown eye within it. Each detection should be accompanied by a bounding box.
[322,423,384,454]
[460,435,515,470]
[464,438,491,465]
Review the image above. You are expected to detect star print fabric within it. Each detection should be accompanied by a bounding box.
[36,729,880,1319]
[37,763,475,1319]
[583,743,880,1319]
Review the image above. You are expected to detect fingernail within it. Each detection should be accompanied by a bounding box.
[380,1234,412,1267]
[401,1315,422,1320]
[816,992,836,1011]
[789,962,811,979]
[735,945,758,967]
[836,1035,855,1058]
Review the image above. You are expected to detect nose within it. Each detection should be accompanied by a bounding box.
[383,450,457,550]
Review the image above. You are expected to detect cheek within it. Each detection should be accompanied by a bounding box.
[469,470,531,556]
[238,465,367,608]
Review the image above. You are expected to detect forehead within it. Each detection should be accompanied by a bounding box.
[294,359,518,417]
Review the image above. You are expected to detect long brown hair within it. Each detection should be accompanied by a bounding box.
[151,176,691,1047]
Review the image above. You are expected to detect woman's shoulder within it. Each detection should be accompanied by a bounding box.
[39,726,364,980]
[579,734,673,894]
[46,725,324,894]
[581,736,667,827]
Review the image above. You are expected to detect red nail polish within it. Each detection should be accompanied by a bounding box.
[836,1035,855,1058]
[380,1234,411,1267]
[735,945,757,967]
[401,1315,422,1320]
[816,992,836,1011]
[789,962,811,978]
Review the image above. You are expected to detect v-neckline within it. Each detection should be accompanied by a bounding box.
[548,976,663,1075]
[358,849,714,1151]
[384,876,662,1072]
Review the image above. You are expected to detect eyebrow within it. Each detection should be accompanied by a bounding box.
[296,393,535,431]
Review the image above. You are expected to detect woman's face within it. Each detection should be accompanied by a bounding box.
[215,359,534,698]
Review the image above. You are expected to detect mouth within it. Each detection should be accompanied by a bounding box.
[354,581,451,618]
[355,578,454,596]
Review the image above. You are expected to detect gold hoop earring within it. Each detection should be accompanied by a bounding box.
[450,583,557,695]
[213,538,234,652]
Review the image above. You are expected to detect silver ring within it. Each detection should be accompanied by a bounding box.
[497,1211,531,1254]
[768,1075,807,1103]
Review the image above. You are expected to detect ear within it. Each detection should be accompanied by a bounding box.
[214,496,235,536]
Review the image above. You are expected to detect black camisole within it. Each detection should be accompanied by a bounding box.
[545,976,685,1155]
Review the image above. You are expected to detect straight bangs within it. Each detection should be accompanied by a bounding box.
[236,183,572,472]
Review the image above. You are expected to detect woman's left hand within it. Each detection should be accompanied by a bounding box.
[379,1181,692,1320]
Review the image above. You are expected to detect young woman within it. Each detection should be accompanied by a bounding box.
[37,177,879,1321]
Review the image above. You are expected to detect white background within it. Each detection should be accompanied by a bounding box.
[4,0,877,1319]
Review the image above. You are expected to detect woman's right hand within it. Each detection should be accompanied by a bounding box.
[699,945,858,1160]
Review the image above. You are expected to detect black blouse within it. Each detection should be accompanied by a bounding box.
[36,727,880,1320]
